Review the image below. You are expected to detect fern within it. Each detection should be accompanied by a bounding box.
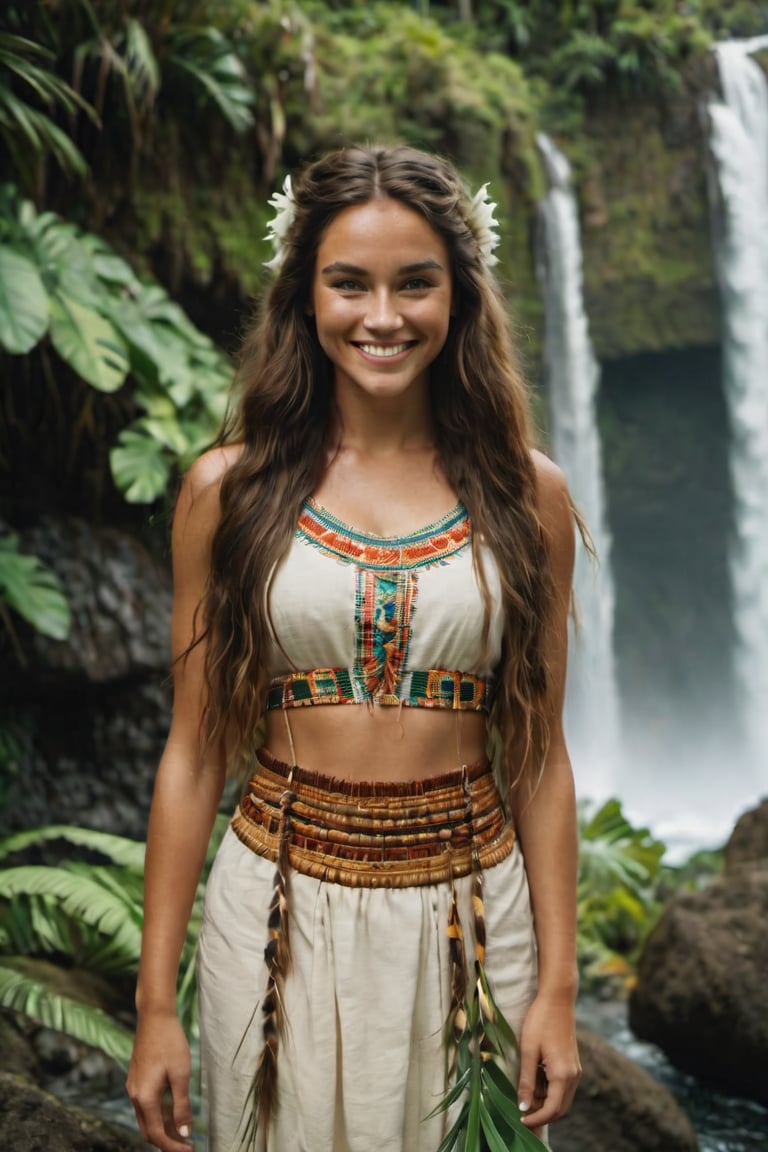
[0,962,134,1068]
[0,823,146,870]
[0,866,142,966]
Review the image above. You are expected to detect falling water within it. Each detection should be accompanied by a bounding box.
[708,37,768,767]
[536,133,621,800]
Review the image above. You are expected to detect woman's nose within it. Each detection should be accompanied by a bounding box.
[364,290,402,331]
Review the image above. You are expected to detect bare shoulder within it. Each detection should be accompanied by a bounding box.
[173,443,243,548]
[183,443,243,501]
[531,450,571,527]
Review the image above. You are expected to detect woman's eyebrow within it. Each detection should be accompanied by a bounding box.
[320,261,367,276]
[320,259,446,276]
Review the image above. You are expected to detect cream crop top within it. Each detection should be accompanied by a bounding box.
[265,500,504,712]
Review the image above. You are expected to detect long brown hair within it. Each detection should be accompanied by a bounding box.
[202,144,554,791]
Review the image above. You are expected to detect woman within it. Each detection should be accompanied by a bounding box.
[127,144,581,1152]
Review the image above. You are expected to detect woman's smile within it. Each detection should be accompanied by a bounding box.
[353,340,417,360]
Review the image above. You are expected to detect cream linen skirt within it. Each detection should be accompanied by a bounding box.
[197,751,542,1152]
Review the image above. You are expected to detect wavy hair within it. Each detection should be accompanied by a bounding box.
[201,144,555,793]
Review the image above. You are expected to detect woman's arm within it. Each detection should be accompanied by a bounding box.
[126,449,235,1152]
[510,452,581,1130]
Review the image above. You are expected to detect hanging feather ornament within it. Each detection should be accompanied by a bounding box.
[241,785,296,1150]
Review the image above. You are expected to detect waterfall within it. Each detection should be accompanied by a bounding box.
[708,37,768,767]
[536,133,622,800]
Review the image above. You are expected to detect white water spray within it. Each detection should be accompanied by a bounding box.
[536,133,622,800]
[708,37,768,767]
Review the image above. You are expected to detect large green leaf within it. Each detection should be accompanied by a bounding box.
[49,292,129,392]
[0,536,70,640]
[107,295,193,393]
[110,427,171,503]
[0,963,134,1068]
[167,27,255,133]
[28,213,102,306]
[0,866,142,962]
[579,798,665,895]
[0,824,145,871]
[0,246,48,353]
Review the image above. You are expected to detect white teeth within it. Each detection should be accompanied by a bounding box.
[358,343,409,358]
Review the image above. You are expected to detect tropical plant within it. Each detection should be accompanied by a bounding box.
[431,968,547,1152]
[0,30,96,187]
[0,533,70,664]
[0,816,228,1067]
[576,798,666,984]
[0,185,232,504]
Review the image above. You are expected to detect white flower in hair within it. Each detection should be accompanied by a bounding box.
[264,175,296,271]
[467,182,500,268]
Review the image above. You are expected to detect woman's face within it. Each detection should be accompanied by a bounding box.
[308,197,453,406]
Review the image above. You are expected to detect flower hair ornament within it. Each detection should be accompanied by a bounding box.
[263,172,501,271]
[263,176,296,271]
[466,182,500,268]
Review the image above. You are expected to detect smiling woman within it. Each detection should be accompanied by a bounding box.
[309,202,453,408]
[126,144,582,1152]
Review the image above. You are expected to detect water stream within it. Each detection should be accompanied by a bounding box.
[536,133,622,804]
[707,36,768,772]
[580,998,768,1152]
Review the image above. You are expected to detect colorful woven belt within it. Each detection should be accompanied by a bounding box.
[231,749,515,888]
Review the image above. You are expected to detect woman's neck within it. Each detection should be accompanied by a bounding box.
[328,391,435,457]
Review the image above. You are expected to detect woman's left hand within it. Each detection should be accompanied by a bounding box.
[517,993,581,1130]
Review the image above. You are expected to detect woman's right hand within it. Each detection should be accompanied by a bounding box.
[127,1010,193,1150]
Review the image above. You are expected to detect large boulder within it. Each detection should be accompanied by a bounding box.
[724,798,768,874]
[6,518,172,689]
[0,1072,146,1152]
[551,1027,698,1152]
[0,517,172,837]
[629,800,768,1107]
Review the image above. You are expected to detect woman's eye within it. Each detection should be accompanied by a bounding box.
[402,277,431,291]
[333,279,364,291]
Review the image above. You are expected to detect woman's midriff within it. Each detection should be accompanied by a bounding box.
[263,704,489,782]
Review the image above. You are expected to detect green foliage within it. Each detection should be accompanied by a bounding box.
[0,186,232,504]
[303,3,540,199]
[577,798,666,984]
[0,31,95,184]
[547,7,711,95]
[1,3,255,188]
[0,963,134,1067]
[164,26,255,132]
[0,816,229,1067]
[0,534,70,641]
[430,967,546,1152]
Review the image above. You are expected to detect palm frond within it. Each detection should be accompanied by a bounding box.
[430,969,548,1152]
[0,866,142,964]
[0,961,133,1069]
[0,824,146,871]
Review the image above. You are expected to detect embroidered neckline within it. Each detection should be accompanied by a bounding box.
[298,500,471,570]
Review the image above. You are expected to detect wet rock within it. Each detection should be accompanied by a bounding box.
[6,518,172,690]
[629,859,768,1107]
[0,517,172,835]
[724,798,768,874]
[0,678,170,838]
[551,1026,698,1152]
[0,1072,146,1152]
[0,1010,40,1080]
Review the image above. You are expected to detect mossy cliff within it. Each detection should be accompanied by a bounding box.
[575,59,721,360]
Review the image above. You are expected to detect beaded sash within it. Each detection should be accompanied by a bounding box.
[230,748,515,888]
